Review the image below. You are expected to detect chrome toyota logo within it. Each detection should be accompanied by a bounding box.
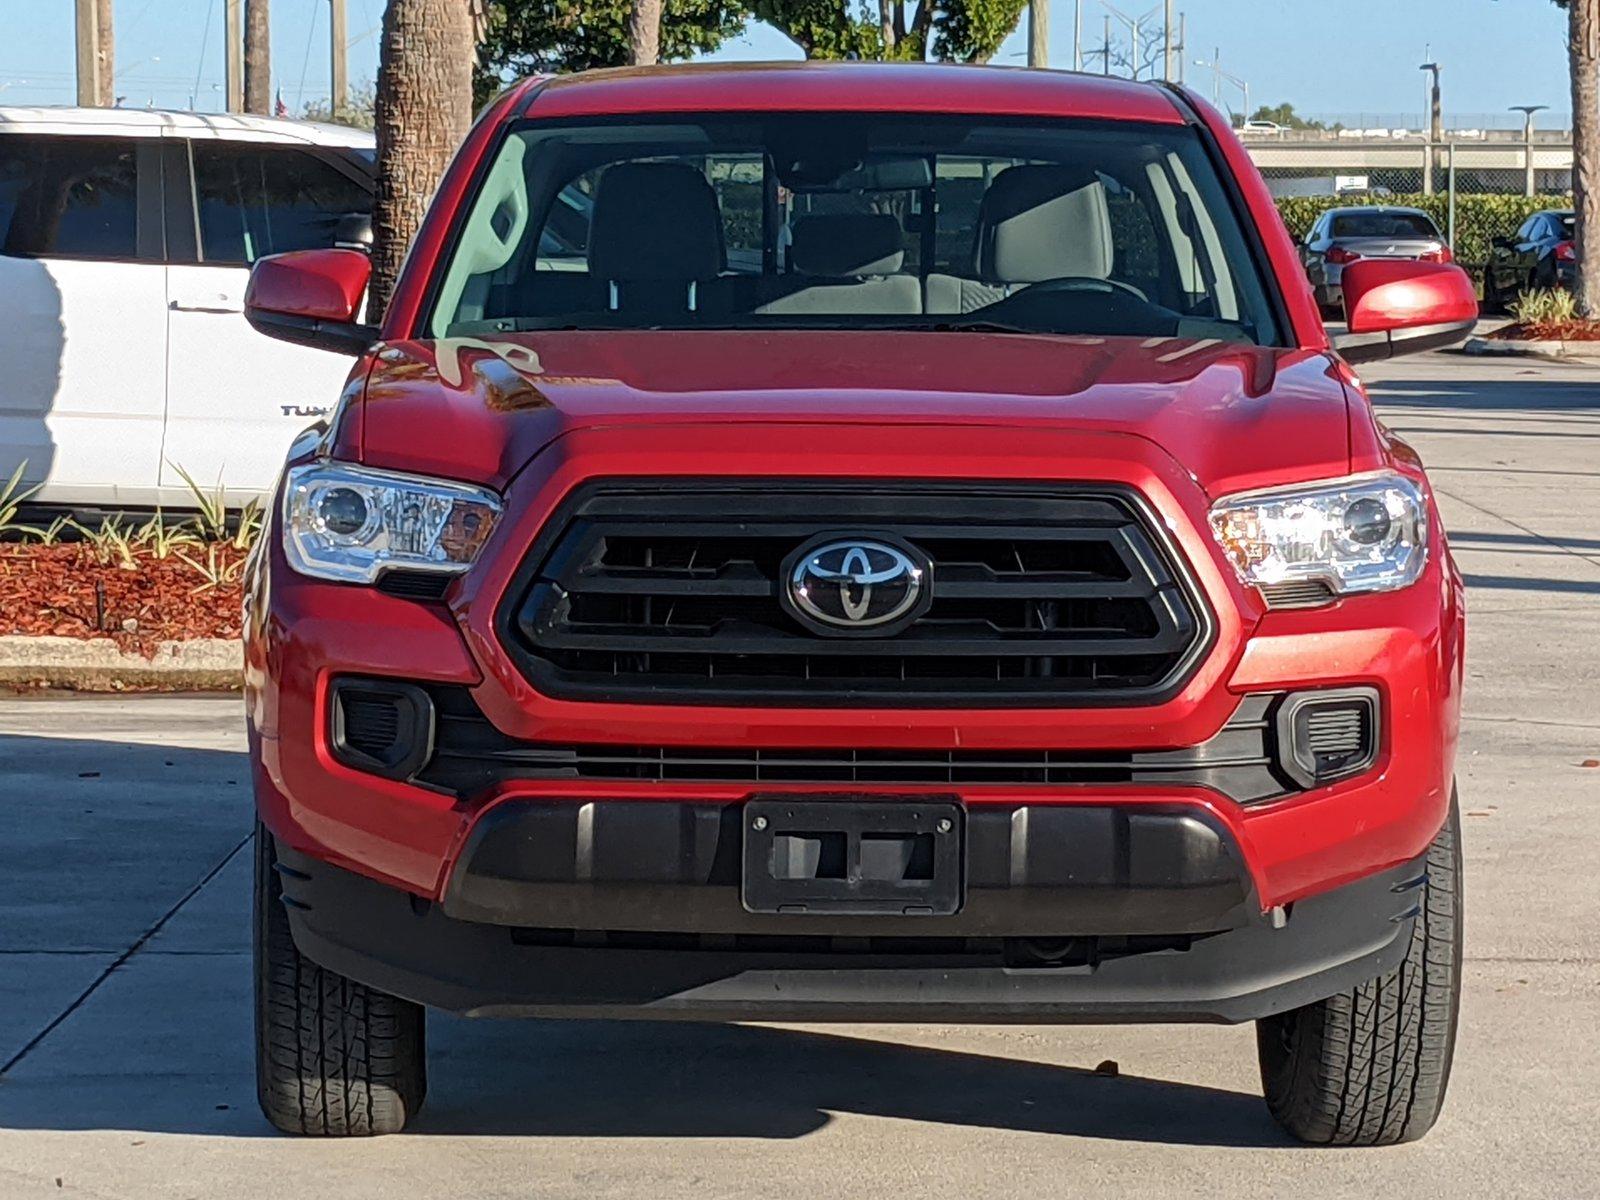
[783,537,929,634]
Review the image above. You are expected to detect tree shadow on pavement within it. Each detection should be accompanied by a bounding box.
[1366,377,1600,415]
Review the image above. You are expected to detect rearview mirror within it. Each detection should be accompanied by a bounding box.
[1330,259,1478,364]
[244,248,376,355]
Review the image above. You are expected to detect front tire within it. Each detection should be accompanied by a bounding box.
[254,824,427,1136]
[1256,794,1462,1146]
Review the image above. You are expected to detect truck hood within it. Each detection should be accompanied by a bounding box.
[355,330,1351,498]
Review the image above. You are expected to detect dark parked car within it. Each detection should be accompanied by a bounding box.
[1483,209,1575,309]
[1300,206,1452,313]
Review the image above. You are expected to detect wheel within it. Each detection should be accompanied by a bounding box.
[1256,794,1462,1146]
[1481,269,1502,313]
[254,823,427,1136]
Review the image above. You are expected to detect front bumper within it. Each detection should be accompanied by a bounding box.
[247,421,1463,973]
[274,825,1426,1024]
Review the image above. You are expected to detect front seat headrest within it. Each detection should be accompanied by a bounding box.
[587,162,725,282]
[789,213,905,276]
[974,164,1113,284]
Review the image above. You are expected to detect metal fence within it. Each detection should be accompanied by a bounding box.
[1251,142,1574,275]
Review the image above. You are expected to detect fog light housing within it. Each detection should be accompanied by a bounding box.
[1275,688,1380,788]
[329,678,435,780]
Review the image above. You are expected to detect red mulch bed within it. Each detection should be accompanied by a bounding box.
[1488,319,1600,342]
[0,543,245,655]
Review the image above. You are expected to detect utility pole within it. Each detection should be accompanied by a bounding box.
[1163,0,1173,81]
[1420,60,1442,195]
[1512,104,1548,198]
[74,0,105,107]
[224,0,243,112]
[330,0,348,115]
[96,0,114,106]
[1102,14,1112,75]
[1074,0,1083,71]
[1029,0,1050,69]
[244,0,270,114]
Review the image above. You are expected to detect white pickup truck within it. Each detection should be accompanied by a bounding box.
[0,106,374,511]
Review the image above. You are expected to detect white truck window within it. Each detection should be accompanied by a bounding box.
[0,135,139,260]
[191,144,370,265]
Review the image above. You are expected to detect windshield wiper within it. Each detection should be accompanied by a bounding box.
[917,320,1042,335]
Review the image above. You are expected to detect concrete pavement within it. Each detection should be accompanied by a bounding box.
[1,350,1597,1198]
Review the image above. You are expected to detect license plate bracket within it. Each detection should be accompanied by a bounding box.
[741,798,964,916]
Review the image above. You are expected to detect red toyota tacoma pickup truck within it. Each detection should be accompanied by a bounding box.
[241,63,1476,1143]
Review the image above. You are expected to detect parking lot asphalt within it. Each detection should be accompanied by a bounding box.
[1,349,1597,1199]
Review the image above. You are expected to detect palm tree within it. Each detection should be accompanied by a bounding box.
[369,0,477,323]
[628,0,664,65]
[1559,0,1600,315]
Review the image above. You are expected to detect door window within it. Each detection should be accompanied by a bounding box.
[190,144,371,265]
[0,135,139,259]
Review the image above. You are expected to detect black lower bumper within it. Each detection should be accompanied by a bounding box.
[274,800,1425,1025]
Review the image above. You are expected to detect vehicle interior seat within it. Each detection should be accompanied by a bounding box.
[925,164,1114,314]
[586,161,729,317]
[753,213,922,315]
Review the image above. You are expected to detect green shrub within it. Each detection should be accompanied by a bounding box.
[1273,193,1571,270]
[1509,287,1579,326]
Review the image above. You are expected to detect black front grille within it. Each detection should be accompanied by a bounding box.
[497,482,1212,707]
[413,686,1289,804]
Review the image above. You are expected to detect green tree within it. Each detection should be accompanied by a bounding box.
[1247,102,1327,132]
[474,0,747,101]
[753,0,1027,62]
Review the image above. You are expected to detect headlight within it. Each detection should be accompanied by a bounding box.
[283,462,501,583]
[1209,470,1428,597]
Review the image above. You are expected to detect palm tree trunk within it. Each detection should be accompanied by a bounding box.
[1571,0,1600,316]
[628,0,663,66]
[369,0,476,324]
[244,0,270,115]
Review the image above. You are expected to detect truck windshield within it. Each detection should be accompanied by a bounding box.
[428,114,1283,345]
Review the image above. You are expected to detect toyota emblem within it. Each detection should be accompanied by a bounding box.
[782,536,931,636]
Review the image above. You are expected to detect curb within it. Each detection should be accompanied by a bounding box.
[0,636,242,691]
[1462,336,1600,363]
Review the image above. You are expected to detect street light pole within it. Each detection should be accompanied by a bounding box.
[1101,1,1150,78]
[1511,104,1549,198]
[1074,0,1083,71]
[1419,61,1442,196]
[1193,56,1248,124]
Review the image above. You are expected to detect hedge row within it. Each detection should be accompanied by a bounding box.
[1272,193,1571,270]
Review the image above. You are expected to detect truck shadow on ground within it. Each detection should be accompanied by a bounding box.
[0,732,1289,1147]
[416,1019,1288,1145]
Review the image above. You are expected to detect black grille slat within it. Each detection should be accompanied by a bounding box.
[496,483,1212,708]
[415,688,1288,803]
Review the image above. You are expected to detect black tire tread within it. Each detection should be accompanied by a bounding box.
[1257,793,1462,1146]
[254,826,426,1136]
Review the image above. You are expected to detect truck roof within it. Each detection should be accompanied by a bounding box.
[517,62,1189,126]
[0,105,373,148]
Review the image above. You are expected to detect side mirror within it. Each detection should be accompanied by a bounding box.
[1330,259,1478,364]
[245,248,376,355]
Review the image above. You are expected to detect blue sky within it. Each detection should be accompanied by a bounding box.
[0,1,1573,126]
